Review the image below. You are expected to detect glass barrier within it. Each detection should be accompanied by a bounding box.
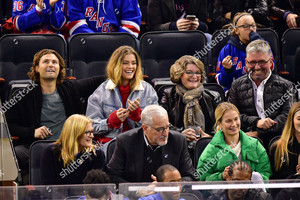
[1,183,116,200]
[0,186,16,200]
[1,180,300,199]
[119,179,300,200]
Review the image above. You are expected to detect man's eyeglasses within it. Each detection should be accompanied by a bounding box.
[246,58,271,67]
[236,24,257,30]
[85,130,94,136]
[185,71,201,77]
[147,124,171,133]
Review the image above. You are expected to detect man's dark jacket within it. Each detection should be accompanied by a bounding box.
[106,127,194,183]
[227,73,295,141]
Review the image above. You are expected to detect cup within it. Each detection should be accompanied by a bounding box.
[187,126,201,138]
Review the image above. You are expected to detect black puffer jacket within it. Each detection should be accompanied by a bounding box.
[227,74,296,140]
[160,86,222,135]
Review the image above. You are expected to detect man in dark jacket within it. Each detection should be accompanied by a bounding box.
[268,0,300,36]
[5,49,104,184]
[208,0,272,32]
[106,105,194,183]
[228,39,296,147]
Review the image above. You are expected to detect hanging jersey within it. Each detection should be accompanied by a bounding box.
[12,0,67,33]
[68,0,141,38]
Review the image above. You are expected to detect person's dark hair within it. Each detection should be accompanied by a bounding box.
[83,169,110,198]
[156,164,178,182]
[228,161,252,178]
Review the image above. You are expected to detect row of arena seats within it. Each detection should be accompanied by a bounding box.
[0,29,300,100]
[29,130,269,185]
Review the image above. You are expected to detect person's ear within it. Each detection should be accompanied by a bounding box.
[142,124,148,132]
[296,165,300,174]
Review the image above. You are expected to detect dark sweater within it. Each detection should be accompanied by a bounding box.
[6,76,104,146]
[270,138,300,179]
[40,144,105,185]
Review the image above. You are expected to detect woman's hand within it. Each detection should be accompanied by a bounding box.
[199,128,212,138]
[182,128,198,141]
[127,99,140,112]
[222,55,233,69]
[116,108,129,122]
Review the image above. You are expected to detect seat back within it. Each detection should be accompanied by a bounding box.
[268,135,281,153]
[140,31,208,82]
[294,47,300,84]
[106,139,116,164]
[282,28,300,82]
[154,79,225,103]
[6,79,33,101]
[210,29,231,76]
[203,83,225,102]
[194,137,212,168]
[180,193,201,200]
[257,28,280,74]
[68,33,137,79]
[29,140,55,185]
[0,34,66,100]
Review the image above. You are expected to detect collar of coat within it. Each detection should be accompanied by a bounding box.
[210,130,261,163]
[105,79,144,91]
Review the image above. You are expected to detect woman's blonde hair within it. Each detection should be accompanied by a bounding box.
[231,12,255,37]
[106,45,143,91]
[27,49,66,84]
[214,102,240,132]
[170,55,206,84]
[273,102,300,171]
[55,114,94,166]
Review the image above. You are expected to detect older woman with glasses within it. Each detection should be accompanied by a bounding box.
[160,55,221,152]
[40,114,105,185]
[216,12,274,93]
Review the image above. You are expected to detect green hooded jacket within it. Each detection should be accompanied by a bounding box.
[197,130,272,181]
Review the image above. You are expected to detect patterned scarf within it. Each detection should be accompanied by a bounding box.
[176,84,205,130]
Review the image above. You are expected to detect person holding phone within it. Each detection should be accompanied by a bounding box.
[148,0,208,32]
[86,46,158,144]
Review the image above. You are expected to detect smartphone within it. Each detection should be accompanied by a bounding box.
[186,15,196,21]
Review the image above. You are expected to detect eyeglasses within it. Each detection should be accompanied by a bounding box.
[185,71,201,77]
[147,124,171,133]
[246,58,271,67]
[85,130,94,136]
[236,24,257,30]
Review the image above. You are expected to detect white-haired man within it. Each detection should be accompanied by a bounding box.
[106,105,194,183]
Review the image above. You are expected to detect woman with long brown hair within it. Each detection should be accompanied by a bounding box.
[270,102,300,179]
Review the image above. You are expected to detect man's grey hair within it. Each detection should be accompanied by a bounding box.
[141,105,168,125]
[246,39,271,56]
